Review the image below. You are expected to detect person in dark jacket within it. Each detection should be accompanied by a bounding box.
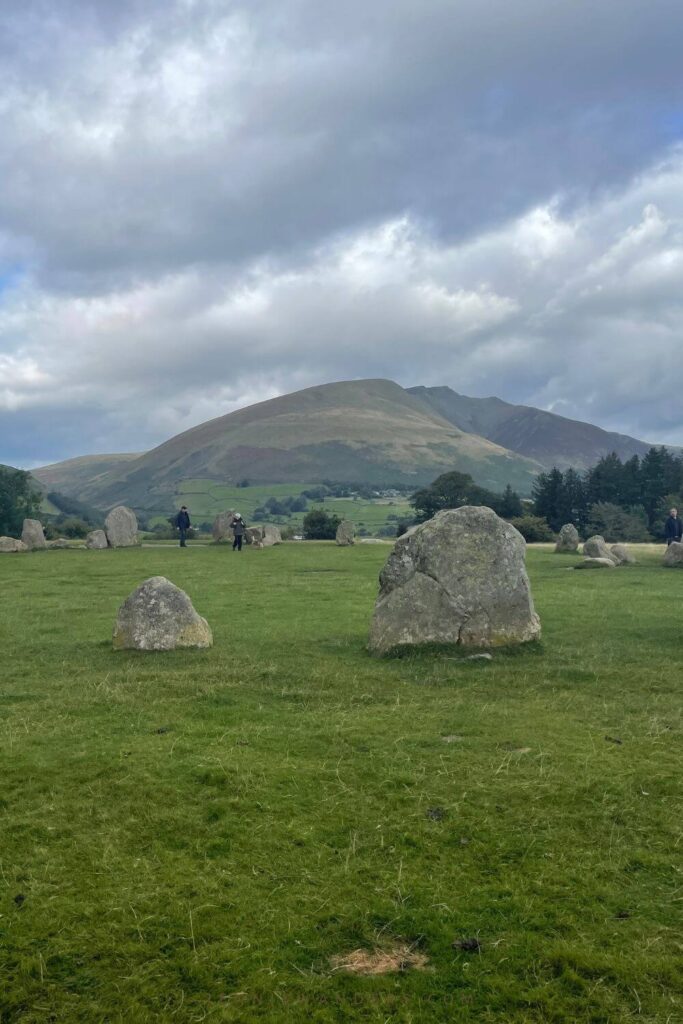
[665,508,683,546]
[232,513,246,551]
[176,505,191,547]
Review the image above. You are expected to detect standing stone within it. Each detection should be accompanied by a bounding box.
[582,535,617,563]
[113,576,213,651]
[336,520,355,546]
[245,526,264,547]
[262,525,282,547]
[663,541,683,567]
[21,519,47,550]
[104,506,139,548]
[212,510,236,542]
[86,530,108,550]
[555,523,579,553]
[0,537,28,553]
[610,544,635,565]
[368,506,540,655]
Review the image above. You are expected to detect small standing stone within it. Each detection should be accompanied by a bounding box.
[555,523,579,553]
[86,530,108,550]
[104,506,139,548]
[663,541,683,567]
[113,576,213,651]
[21,519,47,550]
[582,535,618,563]
[212,511,236,543]
[262,525,282,546]
[610,544,635,565]
[336,520,355,546]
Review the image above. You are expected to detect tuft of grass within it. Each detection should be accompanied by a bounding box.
[0,542,681,1022]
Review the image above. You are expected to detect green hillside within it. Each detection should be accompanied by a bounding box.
[67,379,541,510]
[32,453,141,495]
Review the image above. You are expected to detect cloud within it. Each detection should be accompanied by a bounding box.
[2,1,683,463]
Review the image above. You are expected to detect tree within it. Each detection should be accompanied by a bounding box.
[0,467,41,537]
[531,468,565,531]
[302,509,341,539]
[508,515,555,542]
[499,484,524,519]
[411,471,501,522]
[585,502,651,542]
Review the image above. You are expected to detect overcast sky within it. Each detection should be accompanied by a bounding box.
[3,0,683,466]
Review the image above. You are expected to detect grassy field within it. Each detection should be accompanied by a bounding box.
[0,543,681,1022]
[149,479,413,534]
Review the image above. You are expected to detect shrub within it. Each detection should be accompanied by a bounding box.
[585,502,651,542]
[302,509,341,540]
[508,515,555,542]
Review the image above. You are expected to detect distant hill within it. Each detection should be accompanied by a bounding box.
[49,379,541,510]
[32,453,141,495]
[408,386,653,472]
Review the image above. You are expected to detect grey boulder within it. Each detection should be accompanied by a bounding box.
[368,506,540,655]
[555,523,579,553]
[104,506,139,548]
[86,530,108,550]
[212,511,236,542]
[21,518,47,550]
[663,542,683,567]
[610,544,635,565]
[262,525,282,546]
[336,520,355,546]
[113,576,213,651]
[582,535,617,563]
[0,537,28,553]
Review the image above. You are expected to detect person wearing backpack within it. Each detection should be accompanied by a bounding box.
[232,513,246,551]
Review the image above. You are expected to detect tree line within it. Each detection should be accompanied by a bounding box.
[408,447,683,542]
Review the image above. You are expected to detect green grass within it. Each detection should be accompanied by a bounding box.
[0,543,681,1022]
[149,479,412,534]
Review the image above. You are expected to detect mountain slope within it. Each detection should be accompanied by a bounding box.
[73,379,541,509]
[408,386,652,472]
[32,453,141,495]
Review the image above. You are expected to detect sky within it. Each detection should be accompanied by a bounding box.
[3,0,683,467]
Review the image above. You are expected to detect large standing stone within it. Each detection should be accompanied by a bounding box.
[555,523,579,553]
[0,537,28,553]
[212,510,236,542]
[663,542,683,567]
[104,506,139,548]
[610,544,635,565]
[262,525,282,547]
[21,519,47,550]
[113,576,213,651]
[86,530,108,550]
[336,520,355,546]
[368,506,540,655]
[582,535,617,563]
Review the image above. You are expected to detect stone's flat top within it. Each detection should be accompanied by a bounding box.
[113,575,213,651]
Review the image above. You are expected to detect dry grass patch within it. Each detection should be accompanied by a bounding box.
[331,944,428,975]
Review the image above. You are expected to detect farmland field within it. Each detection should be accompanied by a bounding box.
[0,543,681,1022]
[149,478,413,534]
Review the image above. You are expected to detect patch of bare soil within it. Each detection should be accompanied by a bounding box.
[330,944,428,975]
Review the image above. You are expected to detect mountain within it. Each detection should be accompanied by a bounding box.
[408,386,653,472]
[47,379,542,510]
[32,453,141,496]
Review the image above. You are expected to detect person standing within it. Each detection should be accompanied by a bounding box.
[664,507,683,546]
[232,513,246,551]
[176,505,191,547]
